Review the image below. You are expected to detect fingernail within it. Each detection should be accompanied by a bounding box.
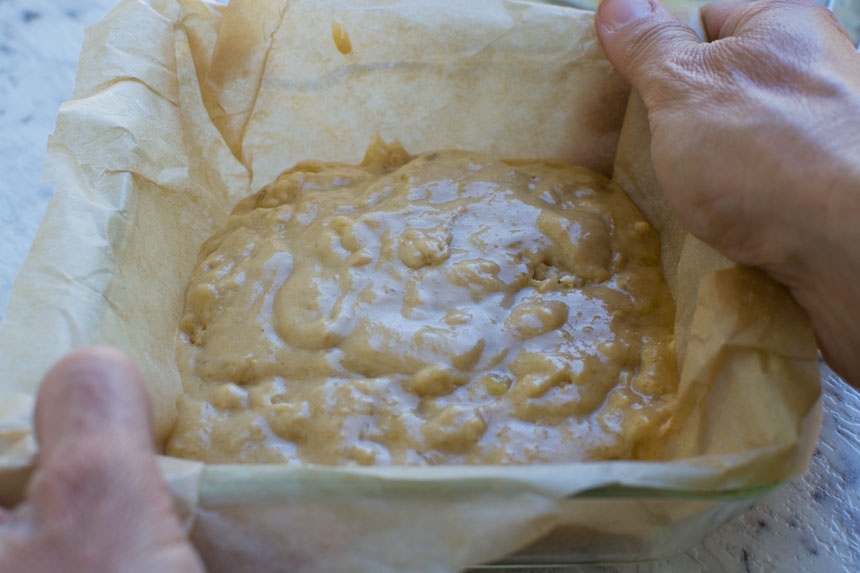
[600,0,654,31]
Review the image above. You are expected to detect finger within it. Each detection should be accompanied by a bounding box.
[595,0,702,103]
[699,1,747,42]
[32,346,165,523]
[702,0,852,44]
[35,346,155,460]
[31,346,163,525]
[25,348,193,570]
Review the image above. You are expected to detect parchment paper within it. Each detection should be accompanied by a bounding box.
[0,0,821,570]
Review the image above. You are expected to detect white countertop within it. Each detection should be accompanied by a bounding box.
[1,0,859,570]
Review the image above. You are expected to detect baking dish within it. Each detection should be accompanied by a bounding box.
[0,0,831,569]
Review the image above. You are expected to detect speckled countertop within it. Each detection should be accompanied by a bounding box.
[1,0,859,571]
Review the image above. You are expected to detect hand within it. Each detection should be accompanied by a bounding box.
[595,0,860,386]
[0,348,203,573]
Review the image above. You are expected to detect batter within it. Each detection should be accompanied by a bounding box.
[166,142,677,465]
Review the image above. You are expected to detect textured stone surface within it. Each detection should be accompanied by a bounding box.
[1,1,858,570]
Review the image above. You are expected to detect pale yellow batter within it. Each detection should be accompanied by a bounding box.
[166,142,677,466]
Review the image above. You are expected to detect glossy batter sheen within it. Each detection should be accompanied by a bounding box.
[166,143,678,466]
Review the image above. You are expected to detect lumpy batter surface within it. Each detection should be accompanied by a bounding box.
[166,143,677,465]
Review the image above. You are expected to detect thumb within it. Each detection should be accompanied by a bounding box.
[595,0,702,107]
[14,347,198,572]
[0,348,203,572]
[30,347,171,529]
[35,346,155,459]
[31,347,170,526]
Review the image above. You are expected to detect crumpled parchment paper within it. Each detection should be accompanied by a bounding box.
[0,0,820,570]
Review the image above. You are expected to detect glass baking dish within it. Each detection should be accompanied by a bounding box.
[193,459,779,567]
[0,0,840,569]
[483,487,774,565]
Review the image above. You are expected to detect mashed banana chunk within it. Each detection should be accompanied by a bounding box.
[166,143,677,465]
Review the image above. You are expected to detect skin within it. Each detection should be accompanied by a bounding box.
[2,1,859,569]
[595,0,860,386]
[0,348,202,573]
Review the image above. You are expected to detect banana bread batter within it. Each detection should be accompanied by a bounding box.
[166,142,677,465]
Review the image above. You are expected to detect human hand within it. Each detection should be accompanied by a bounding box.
[0,348,203,573]
[595,0,860,386]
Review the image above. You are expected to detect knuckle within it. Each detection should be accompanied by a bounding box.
[623,22,704,107]
[624,21,683,68]
[747,0,846,38]
[641,46,709,112]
